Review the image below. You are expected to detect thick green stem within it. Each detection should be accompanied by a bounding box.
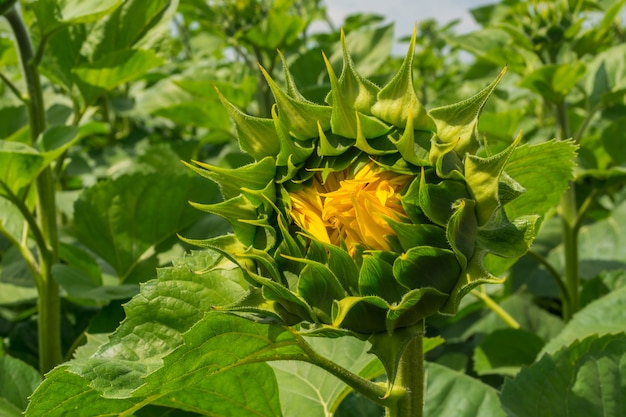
[5,5,62,373]
[555,100,579,322]
[386,319,425,417]
[35,168,62,372]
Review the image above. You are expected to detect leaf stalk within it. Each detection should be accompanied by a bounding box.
[471,289,521,329]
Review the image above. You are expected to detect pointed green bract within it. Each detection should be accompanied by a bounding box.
[216,88,281,160]
[390,111,431,166]
[465,132,522,225]
[371,27,434,131]
[324,51,391,139]
[189,196,261,247]
[326,30,381,115]
[260,65,331,140]
[184,156,276,201]
[429,66,507,156]
[277,49,308,102]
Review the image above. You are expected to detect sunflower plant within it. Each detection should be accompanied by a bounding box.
[179,29,575,416]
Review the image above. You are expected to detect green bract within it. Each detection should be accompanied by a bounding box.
[184,31,539,336]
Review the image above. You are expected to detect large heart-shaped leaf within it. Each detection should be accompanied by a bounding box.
[26,251,290,416]
[542,285,626,355]
[73,172,212,281]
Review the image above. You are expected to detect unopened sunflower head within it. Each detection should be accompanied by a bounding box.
[183,29,538,336]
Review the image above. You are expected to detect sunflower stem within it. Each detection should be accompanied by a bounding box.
[5,5,62,373]
[385,319,425,417]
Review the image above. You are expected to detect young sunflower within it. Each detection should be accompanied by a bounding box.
[183,30,538,336]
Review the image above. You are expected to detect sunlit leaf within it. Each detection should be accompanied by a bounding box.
[74,49,164,105]
[87,0,175,55]
[31,0,122,37]
[26,252,289,416]
[503,139,577,221]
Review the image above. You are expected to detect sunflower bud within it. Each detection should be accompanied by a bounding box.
[184,29,538,336]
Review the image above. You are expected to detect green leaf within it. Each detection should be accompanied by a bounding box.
[473,328,544,376]
[520,63,587,103]
[580,270,626,309]
[585,44,626,108]
[547,196,626,281]
[0,246,37,304]
[40,24,87,90]
[447,199,477,268]
[0,398,22,417]
[87,0,175,56]
[0,105,27,139]
[190,195,262,247]
[27,252,290,416]
[244,6,306,50]
[424,362,506,417]
[501,333,626,417]
[0,123,101,197]
[601,118,626,165]
[0,355,42,414]
[73,172,207,281]
[216,89,281,160]
[503,140,578,221]
[311,241,360,295]
[52,264,139,302]
[74,49,164,105]
[542,285,626,355]
[0,199,25,254]
[271,336,379,417]
[0,140,44,197]
[31,0,122,37]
